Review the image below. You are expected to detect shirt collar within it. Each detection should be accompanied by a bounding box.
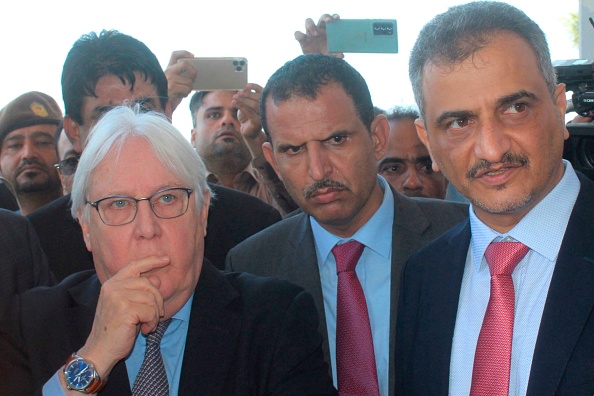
[172,294,193,323]
[470,160,580,270]
[311,176,394,267]
[206,163,258,185]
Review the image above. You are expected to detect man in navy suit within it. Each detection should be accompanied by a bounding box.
[395,2,594,395]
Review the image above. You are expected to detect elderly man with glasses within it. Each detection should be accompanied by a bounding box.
[28,30,282,283]
[0,106,335,395]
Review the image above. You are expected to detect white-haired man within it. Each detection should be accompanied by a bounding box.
[0,107,335,395]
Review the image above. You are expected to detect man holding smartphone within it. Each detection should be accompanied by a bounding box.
[27,30,282,282]
[189,86,297,216]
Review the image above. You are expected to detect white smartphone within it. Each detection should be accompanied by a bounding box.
[187,57,248,91]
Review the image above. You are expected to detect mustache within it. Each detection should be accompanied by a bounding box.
[17,158,45,173]
[216,126,238,136]
[304,178,350,200]
[466,152,529,179]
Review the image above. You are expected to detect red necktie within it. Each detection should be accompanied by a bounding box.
[470,241,529,396]
[333,240,380,396]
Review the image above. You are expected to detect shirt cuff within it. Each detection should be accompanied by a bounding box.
[42,371,68,395]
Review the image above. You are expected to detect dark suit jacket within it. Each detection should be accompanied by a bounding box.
[0,182,18,211]
[27,184,281,281]
[0,261,336,395]
[0,209,55,319]
[395,173,594,395]
[226,186,469,394]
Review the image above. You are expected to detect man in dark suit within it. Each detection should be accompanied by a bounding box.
[0,106,334,395]
[396,2,594,395]
[0,209,55,319]
[27,30,280,280]
[226,54,468,396]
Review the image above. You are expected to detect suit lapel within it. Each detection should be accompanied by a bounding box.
[283,214,331,370]
[527,176,594,395]
[422,221,470,394]
[178,261,241,395]
[389,189,432,393]
[389,188,433,323]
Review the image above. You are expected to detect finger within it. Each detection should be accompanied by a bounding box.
[129,301,161,334]
[234,90,260,104]
[102,276,165,323]
[112,256,170,281]
[124,279,165,318]
[166,59,198,80]
[294,31,308,44]
[304,18,317,36]
[140,317,166,335]
[244,83,263,93]
[234,83,261,101]
[168,80,194,99]
[318,13,334,28]
[168,50,194,67]
[234,99,258,118]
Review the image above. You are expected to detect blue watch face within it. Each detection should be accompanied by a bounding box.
[66,359,93,390]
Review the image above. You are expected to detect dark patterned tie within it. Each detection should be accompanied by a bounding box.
[132,318,172,396]
[333,240,380,396]
[470,242,529,396]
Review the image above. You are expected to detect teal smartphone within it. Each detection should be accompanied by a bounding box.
[326,19,398,54]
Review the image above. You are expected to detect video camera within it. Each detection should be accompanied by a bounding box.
[553,59,594,179]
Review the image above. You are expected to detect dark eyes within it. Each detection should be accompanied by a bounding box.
[449,118,470,130]
[505,103,527,114]
[329,135,346,144]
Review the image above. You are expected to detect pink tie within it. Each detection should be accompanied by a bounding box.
[333,240,380,396]
[470,241,530,396]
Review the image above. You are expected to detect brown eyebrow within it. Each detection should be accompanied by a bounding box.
[495,90,537,109]
[378,157,405,168]
[378,155,432,168]
[204,106,224,112]
[435,110,475,127]
[434,90,537,127]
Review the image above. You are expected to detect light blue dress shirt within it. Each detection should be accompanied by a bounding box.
[44,295,193,395]
[311,176,393,396]
[449,161,580,396]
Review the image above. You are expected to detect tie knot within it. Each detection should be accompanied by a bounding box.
[332,240,365,274]
[146,318,172,346]
[484,242,529,276]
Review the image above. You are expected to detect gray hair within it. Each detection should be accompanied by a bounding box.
[409,1,557,120]
[71,106,211,222]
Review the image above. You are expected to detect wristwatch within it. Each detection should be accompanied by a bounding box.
[63,353,108,393]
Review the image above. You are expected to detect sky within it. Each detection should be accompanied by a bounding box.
[2,0,579,140]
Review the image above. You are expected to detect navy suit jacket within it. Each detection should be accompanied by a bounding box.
[395,173,594,395]
[0,262,336,395]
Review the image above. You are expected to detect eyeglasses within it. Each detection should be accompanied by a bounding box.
[54,156,80,176]
[87,187,194,226]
